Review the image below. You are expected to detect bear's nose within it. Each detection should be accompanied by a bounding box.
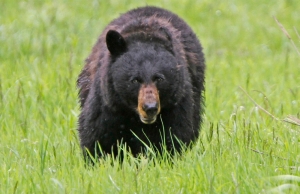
[142,102,158,117]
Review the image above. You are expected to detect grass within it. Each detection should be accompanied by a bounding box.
[1,0,300,193]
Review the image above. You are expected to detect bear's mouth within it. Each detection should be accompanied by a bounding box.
[140,115,157,124]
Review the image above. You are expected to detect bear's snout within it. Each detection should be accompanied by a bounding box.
[142,102,159,117]
[137,84,161,124]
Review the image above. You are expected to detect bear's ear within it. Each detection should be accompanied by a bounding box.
[106,30,127,56]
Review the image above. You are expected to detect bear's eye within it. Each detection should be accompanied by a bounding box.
[156,77,164,82]
[153,75,165,83]
[131,77,142,84]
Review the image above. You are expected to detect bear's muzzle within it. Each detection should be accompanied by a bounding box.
[137,84,161,124]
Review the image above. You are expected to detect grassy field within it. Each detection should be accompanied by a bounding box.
[1,0,300,193]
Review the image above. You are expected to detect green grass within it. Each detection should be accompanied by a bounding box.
[1,0,300,193]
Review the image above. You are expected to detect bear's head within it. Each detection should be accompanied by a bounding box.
[106,30,185,124]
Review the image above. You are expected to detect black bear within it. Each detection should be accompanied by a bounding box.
[77,6,205,160]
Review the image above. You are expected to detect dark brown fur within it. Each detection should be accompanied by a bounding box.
[77,6,205,160]
[78,9,204,107]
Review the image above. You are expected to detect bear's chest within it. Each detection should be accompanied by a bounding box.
[98,115,170,154]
